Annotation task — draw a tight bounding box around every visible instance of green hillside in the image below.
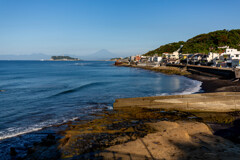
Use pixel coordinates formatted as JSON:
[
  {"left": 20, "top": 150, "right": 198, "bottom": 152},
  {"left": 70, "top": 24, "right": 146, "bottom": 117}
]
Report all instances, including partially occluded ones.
[
  {"left": 144, "top": 29, "right": 240, "bottom": 56},
  {"left": 144, "top": 41, "right": 185, "bottom": 56}
]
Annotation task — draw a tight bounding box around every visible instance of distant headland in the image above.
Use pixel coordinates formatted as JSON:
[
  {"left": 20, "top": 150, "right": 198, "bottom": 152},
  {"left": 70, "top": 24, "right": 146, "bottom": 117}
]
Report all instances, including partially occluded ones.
[{"left": 50, "top": 56, "right": 80, "bottom": 61}]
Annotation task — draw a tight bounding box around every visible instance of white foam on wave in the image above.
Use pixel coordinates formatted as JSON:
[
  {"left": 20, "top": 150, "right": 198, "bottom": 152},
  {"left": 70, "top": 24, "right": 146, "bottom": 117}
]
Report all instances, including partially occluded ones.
[
  {"left": 0, "top": 118, "right": 66, "bottom": 140},
  {"left": 65, "top": 117, "right": 79, "bottom": 122},
  {"left": 0, "top": 79, "right": 201, "bottom": 141},
  {"left": 106, "top": 105, "right": 113, "bottom": 110},
  {"left": 0, "top": 105, "right": 111, "bottom": 140},
  {"left": 0, "top": 127, "right": 42, "bottom": 140},
  {"left": 156, "top": 79, "right": 202, "bottom": 96}
]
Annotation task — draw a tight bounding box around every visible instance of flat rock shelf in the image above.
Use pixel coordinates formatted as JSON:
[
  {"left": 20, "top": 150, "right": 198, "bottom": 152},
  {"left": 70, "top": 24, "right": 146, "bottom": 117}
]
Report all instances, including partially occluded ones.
[{"left": 114, "top": 92, "right": 240, "bottom": 112}]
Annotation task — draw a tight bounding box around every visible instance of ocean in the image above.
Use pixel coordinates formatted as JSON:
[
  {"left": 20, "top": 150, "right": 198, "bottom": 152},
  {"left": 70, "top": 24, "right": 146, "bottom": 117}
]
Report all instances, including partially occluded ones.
[{"left": 0, "top": 61, "right": 201, "bottom": 158}]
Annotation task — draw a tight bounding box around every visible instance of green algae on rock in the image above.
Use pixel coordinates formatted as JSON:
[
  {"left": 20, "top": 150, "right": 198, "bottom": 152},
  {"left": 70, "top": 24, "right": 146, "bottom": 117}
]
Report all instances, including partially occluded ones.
[{"left": 58, "top": 108, "right": 197, "bottom": 159}]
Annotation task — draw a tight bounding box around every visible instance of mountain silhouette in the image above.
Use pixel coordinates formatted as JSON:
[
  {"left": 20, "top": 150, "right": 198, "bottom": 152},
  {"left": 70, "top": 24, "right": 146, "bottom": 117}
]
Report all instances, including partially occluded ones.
[{"left": 80, "top": 49, "right": 117, "bottom": 60}]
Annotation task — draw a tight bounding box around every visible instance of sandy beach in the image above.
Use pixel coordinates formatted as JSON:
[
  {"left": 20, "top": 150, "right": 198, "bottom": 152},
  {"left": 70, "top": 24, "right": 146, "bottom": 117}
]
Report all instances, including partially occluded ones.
[{"left": 186, "top": 70, "right": 240, "bottom": 93}]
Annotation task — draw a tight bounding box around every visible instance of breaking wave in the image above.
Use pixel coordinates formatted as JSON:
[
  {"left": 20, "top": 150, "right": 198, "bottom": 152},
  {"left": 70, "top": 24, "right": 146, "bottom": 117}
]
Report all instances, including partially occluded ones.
[
  {"left": 156, "top": 79, "right": 202, "bottom": 96},
  {"left": 50, "top": 82, "right": 109, "bottom": 97}
]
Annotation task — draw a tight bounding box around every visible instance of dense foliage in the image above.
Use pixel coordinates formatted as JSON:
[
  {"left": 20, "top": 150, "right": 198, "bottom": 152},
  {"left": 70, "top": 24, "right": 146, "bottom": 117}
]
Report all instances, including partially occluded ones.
[
  {"left": 51, "top": 56, "right": 79, "bottom": 60},
  {"left": 144, "top": 41, "right": 184, "bottom": 56},
  {"left": 144, "top": 29, "right": 240, "bottom": 56}
]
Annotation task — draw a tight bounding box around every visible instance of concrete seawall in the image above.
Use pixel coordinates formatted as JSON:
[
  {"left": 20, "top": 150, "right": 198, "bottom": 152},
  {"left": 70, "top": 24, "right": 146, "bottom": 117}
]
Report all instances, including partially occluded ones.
[
  {"left": 168, "top": 64, "right": 235, "bottom": 78},
  {"left": 113, "top": 92, "right": 240, "bottom": 112}
]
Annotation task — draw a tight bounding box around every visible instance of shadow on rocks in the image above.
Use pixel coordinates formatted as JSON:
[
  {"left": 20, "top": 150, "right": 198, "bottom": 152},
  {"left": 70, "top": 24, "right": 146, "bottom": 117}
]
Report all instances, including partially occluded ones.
[
  {"left": 170, "top": 133, "right": 240, "bottom": 160},
  {"left": 214, "top": 118, "right": 240, "bottom": 143}
]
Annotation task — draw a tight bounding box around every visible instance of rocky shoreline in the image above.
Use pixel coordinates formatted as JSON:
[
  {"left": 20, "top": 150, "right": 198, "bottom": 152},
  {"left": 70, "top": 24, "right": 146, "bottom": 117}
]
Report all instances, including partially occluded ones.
[
  {"left": 22, "top": 108, "right": 240, "bottom": 160},
  {"left": 10, "top": 64, "right": 240, "bottom": 159}
]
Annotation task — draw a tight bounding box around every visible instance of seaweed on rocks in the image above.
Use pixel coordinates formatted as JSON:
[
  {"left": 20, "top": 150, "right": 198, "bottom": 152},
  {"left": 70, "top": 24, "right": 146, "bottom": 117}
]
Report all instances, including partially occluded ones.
[{"left": 58, "top": 108, "right": 198, "bottom": 159}]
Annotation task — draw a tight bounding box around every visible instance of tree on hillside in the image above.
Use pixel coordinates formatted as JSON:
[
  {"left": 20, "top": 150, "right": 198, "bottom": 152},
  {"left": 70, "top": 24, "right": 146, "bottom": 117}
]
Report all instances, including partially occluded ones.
[{"left": 144, "top": 29, "right": 240, "bottom": 56}]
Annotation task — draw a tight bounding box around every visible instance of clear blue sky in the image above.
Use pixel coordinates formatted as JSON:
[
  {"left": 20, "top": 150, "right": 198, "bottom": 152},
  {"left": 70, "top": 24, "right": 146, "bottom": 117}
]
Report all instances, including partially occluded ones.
[{"left": 0, "top": 0, "right": 240, "bottom": 56}]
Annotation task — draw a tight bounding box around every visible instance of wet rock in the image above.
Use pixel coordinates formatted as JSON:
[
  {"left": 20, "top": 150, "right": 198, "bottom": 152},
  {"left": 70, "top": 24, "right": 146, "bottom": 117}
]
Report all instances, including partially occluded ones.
[
  {"left": 46, "top": 133, "right": 55, "bottom": 140},
  {"left": 131, "top": 120, "right": 139, "bottom": 124},
  {"left": 25, "top": 145, "right": 60, "bottom": 160},
  {"left": 40, "top": 134, "right": 56, "bottom": 146},
  {"left": 10, "top": 147, "right": 17, "bottom": 156},
  {"left": 58, "top": 108, "right": 204, "bottom": 159},
  {"left": 27, "top": 147, "right": 35, "bottom": 154}
]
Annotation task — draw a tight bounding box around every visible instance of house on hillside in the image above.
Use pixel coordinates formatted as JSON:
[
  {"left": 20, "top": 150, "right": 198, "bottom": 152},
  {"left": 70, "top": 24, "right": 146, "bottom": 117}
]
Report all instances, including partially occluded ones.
[
  {"left": 135, "top": 55, "right": 141, "bottom": 62},
  {"left": 217, "top": 48, "right": 240, "bottom": 68},
  {"left": 171, "top": 45, "right": 183, "bottom": 60},
  {"left": 148, "top": 56, "right": 154, "bottom": 62},
  {"left": 129, "top": 56, "right": 136, "bottom": 62},
  {"left": 207, "top": 52, "right": 220, "bottom": 62},
  {"left": 148, "top": 54, "right": 162, "bottom": 63},
  {"left": 153, "top": 56, "right": 162, "bottom": 62},
  {"left": 129, "top": 55, "right": 142, "bottom": 62},
  {"left": 162, "top": 53, "right": 170, "bottom": 59},
  {"left": 221, "top": 48, "right": 240, "bottom": 60},
  {"left": 140, "top": 56, "right": 148, "bottom": 63},
  {"left": 188, "top": 53, "right": 203, "bottom": 65},
  {"left": 162, "top": 45, "right": 183, "bottom": 64},
  {"left": 162, "top": 51, "right": 180, "bottom": 60}
]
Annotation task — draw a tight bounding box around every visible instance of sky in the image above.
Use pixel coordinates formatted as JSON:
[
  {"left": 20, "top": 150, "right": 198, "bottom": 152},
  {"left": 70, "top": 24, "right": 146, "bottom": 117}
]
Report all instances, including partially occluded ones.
[{"left": 0, "top": 0, "right": 240, "bottom": 57}]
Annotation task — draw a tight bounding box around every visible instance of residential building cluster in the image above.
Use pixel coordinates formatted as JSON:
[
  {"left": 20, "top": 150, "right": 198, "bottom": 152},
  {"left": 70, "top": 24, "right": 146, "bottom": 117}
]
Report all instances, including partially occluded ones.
[{"left": 122, "top": 46, "right": 240, "bottom": 68}]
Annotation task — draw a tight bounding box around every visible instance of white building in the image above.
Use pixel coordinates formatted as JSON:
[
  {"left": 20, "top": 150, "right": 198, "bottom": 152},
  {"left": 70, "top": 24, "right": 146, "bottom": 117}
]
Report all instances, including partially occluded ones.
[
  {"left": 129, "top": 56, "right": 135, "bottom": 62},
  {"left": 148, "top": 57, "right": 154, "bottom": 62},
  {"left": 162, "top": 53, "right": 170, "bottom": 59},
  {"left": 207, "top": 52, "right": 220, "bottom": 62},
  {"left": 171, "top": 49, "right": 181, "bottom": 59},
  {"left": 218, "top": 46, "right": 229, "bottom": 49},
  {"left": 162, "top": 51, "right": 180, "bottom": 60},
  {"left": 148, "top": 56, "right": 162, "bottom": 63},
  {"left": 153, "top": 56, "right": 162, "bottom": 62},
  {"left": 221, "top": 48, "right": 240, "bottom": 60},
  {"left": 162, "top": 45, "right": 183, "bottom": 60}
]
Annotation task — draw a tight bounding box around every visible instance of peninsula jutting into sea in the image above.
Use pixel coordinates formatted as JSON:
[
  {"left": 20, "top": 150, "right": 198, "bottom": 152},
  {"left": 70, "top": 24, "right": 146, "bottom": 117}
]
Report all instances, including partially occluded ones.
[{"left": 1, "top": 0, "right": 240, "bottom": 159}]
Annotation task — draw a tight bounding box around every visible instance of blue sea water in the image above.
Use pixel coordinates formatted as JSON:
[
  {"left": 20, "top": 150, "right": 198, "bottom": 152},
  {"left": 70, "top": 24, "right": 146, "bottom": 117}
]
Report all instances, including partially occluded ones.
[{"left": 0, "top": 61, "right": 201, "bottom": 158}]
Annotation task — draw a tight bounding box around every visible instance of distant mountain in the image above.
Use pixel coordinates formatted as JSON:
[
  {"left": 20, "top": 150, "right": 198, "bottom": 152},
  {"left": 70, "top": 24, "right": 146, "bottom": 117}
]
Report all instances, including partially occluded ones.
[
  {"left": 0, "top": 53, "right": 51, "bottom": 60},
  {"left": 80, "top": 49, "right": 117, "bottom": 60}
]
